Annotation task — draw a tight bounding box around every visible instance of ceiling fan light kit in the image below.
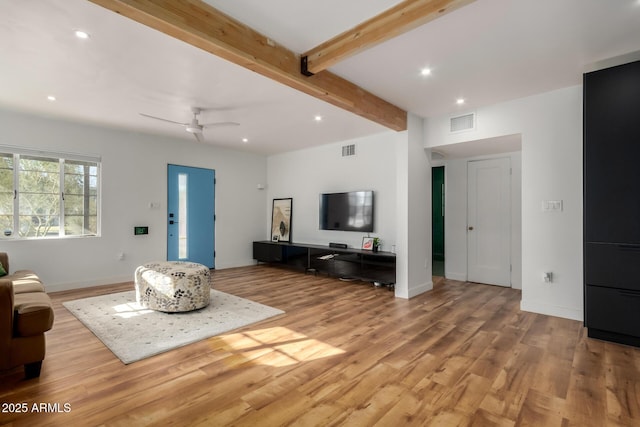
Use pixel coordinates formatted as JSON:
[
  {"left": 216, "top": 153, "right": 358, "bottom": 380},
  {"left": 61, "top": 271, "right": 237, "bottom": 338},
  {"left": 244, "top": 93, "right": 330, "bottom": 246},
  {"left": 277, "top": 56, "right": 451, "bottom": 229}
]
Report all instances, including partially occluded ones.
[{"left": 185, "top": 123, "right": 203, "bottom": 134}]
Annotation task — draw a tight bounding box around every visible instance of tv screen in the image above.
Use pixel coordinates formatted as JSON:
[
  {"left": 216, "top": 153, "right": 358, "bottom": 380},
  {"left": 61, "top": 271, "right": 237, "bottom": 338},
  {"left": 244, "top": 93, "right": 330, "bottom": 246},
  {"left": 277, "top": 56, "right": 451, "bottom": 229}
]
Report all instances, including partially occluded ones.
[{"left": 319, "top": 191, "right": 374, "bottom": 232}]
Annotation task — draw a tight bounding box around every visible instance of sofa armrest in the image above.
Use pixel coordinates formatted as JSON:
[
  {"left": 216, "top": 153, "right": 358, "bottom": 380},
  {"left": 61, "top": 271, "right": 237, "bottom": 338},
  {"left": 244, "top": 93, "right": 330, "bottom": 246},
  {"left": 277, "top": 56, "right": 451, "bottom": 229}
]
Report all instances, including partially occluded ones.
[
  {"left": 0, "top": 278, "right": 14, "bottom": 368},
  {"left": 0, "top": 252, "right": 8, "bottom": 274},
  {"left": 13, "top": 292, "right": 54, "bottom": 336}
]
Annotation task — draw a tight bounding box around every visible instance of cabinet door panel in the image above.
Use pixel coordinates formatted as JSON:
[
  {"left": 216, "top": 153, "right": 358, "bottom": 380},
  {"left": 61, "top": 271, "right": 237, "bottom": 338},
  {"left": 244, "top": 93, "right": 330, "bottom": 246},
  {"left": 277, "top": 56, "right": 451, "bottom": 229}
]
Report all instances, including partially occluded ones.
[{"left": 584, "top": 60, "right": 640, "bottom": 244}]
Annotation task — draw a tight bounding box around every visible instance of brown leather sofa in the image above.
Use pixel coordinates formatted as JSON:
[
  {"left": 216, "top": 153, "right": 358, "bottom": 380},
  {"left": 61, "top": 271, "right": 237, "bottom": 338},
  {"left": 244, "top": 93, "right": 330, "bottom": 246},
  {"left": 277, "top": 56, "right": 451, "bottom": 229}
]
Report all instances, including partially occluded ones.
[{"left": 0, "top": 252, "right": 54, "bottom": 378}]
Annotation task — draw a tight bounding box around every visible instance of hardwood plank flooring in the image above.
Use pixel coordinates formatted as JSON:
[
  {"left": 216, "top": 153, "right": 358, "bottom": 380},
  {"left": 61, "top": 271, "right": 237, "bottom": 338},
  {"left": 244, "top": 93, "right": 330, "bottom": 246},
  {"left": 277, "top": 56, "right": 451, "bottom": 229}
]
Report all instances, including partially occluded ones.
[{"left": 2, "top": 266, "right": 640, "bottom": 426}]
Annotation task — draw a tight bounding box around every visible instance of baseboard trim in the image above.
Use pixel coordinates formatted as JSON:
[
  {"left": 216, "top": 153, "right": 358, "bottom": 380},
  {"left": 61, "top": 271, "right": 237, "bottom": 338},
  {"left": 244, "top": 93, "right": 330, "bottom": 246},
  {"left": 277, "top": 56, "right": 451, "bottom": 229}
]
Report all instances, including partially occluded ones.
[
  {"left": 445, "top": 272, "right": 467, "bottom": 281},
  {"left": 395, "top": 280, "right": 433, "bottom": 299},
  {"left": 47, "top": 275, "right": 132, "bottom": 293},
  {"left": 520, "top": 299, "right": 583, "bottom": 322}
]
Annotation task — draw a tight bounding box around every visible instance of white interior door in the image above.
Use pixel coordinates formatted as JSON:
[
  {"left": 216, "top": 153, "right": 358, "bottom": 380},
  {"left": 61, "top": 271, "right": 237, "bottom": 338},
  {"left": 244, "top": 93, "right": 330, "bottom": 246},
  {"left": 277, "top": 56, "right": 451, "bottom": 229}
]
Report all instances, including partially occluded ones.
[{"left": 467, "top": 158, "right": 511, "bottom": 287}]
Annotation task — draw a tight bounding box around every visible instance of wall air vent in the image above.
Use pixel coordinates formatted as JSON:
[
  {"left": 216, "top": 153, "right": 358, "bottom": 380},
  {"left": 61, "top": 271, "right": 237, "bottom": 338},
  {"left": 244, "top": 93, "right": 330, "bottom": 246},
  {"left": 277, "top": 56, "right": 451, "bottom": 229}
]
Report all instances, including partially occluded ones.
[
  {"left": 342, "top": 144, "right": 356, "bottom": 157},
  {"left": 450, "top": 112, "right": 475, "bottom": 133}
]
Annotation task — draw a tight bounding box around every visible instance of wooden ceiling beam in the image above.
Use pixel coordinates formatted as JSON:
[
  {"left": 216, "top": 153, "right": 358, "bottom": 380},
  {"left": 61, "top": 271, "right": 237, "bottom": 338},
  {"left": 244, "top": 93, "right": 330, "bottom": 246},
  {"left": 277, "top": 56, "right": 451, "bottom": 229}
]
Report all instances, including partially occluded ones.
[
  {"left": 88, "top": 0, "right": 407, "bottom": 131},
  {"left": 302, "top": 0, "right": 476, "bottom": 75}
]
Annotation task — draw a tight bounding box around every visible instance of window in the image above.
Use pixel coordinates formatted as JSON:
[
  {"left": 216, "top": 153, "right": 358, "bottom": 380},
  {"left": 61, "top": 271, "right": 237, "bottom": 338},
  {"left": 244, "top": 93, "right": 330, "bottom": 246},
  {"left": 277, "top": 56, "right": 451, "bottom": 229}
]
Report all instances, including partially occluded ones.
[
  {"left": 18, "top": 155, "right": 60, "bottom": 237},
  {"left": 64, "top": 160, "right": 99, "bottom": 236},
  {"left": 0, "top": 148, "right": 100, "bottom": 239},
  {"left": 0, "top": 153, "right": 13, "bottom": 236}
]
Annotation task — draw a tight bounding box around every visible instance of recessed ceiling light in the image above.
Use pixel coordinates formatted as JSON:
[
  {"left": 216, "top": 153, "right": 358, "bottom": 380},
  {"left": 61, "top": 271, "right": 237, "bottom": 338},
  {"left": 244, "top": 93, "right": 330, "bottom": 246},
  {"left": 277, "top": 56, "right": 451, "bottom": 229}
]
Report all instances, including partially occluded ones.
[
  {"left": 314, "top": 115, "right": 323, "bottom": 122},
  {"left": 420, "top": 68, "right": 432, "bottom": 76},
  {"left": 456, "top": 98, "right": 465, "bottom": 105},
  {"left": 47, "top": 95, "right": 56, "bottom": 101},
  {"left": 74, "top": 30, "right": 90, "bottom": 39},
  {"left": 242, "top": 138, "right": 249, "bottom": 143}
]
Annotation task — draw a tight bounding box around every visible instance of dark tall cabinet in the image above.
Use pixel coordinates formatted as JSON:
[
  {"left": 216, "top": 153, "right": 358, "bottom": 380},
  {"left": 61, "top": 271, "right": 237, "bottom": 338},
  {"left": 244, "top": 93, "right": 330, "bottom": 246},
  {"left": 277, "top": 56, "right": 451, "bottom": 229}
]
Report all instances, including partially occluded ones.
[{"left": 584, "top": 60, "right": 640, "bottom": 347}]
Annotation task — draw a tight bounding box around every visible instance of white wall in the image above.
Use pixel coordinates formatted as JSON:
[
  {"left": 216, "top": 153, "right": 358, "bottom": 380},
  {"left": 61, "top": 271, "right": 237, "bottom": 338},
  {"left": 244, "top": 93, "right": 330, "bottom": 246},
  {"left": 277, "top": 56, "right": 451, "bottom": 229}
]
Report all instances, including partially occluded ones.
[
  {"left": 0, "top": 109, "right": 267, "bottom": 291},
  {"left": 395, "top": 113, "right": 432, "bottom": 298},
  {"left": 435, "top": 151, "right": 522, "bottom": 289},
  {"left": 266, "top": 131, "right": 401, "bottom": 250},
  {"left": 267, "top": 116, "right": 432, "bottom": 300},
  {"left": 425, "top": 86, "right": 583, "bottom": 321}
]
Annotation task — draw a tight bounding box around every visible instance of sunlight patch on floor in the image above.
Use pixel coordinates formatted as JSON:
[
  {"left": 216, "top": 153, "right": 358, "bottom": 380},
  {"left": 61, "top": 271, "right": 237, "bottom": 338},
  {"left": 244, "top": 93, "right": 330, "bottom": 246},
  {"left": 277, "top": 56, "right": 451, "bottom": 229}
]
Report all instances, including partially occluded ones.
[{"left": 216, "top": 326, "right": 345, "bottom": 367}]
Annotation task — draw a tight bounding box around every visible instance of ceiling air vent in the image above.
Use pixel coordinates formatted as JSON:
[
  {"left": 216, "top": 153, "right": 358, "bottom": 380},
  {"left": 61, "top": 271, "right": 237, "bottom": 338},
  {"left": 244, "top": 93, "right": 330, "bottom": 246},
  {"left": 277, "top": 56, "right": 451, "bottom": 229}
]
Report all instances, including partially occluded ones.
[
  {"left": 450, "top": 112, "right": 475, "bottom": 133},
  {"left": 342, "top": 144, "right": 356, "bottom": 157}
]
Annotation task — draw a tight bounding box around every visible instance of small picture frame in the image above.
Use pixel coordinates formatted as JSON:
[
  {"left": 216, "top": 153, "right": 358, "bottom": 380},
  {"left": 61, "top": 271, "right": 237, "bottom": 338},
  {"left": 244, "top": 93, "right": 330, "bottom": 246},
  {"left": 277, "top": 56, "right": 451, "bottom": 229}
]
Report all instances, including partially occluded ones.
[{"left": 361, "top": 237, "right": 374, "bottom": 251}]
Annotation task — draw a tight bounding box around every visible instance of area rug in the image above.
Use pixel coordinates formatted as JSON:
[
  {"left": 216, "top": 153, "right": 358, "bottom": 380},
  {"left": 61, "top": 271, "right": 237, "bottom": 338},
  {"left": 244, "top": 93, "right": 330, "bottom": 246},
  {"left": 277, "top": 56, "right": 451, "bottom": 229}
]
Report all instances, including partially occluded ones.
[{"left": 63, "top": 290, "right": 284, "bottom": 364}]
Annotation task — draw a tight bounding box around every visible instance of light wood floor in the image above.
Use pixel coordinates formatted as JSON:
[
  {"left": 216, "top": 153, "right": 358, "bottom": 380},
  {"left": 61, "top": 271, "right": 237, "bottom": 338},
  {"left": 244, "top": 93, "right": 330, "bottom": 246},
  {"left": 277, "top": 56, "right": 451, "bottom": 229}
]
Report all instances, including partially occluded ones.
[{"left": 2, "top": 265, "right": 640, "bottom": 426}]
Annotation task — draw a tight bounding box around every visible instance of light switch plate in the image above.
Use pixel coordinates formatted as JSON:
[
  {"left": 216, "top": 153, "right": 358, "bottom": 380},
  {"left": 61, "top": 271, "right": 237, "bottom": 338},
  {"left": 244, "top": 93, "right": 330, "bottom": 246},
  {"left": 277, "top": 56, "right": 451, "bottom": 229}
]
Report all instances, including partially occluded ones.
[{"left": 542, "top": 200, "right": 563, "bottom": 212}]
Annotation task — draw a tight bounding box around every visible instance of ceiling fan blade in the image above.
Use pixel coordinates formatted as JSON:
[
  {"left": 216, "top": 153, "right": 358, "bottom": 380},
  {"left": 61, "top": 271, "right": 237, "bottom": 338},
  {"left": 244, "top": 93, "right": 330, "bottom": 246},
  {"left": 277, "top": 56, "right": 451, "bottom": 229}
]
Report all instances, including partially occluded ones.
[
  {"left": 193, "top": 132, "right": 205, "bottom": 143},
  {"left": 140, "top": 113, "right": 187, "bottom": 126},
  {"left": 201, "top": 121, "right": 240, "bottom": 128}
]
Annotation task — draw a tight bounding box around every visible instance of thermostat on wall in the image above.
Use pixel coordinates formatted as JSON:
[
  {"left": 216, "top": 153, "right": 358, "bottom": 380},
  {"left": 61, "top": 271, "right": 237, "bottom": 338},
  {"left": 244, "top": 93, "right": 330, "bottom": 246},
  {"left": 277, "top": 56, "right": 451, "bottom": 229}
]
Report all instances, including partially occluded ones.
[{"left": 134, "top": 226, "right": 149, "bottom": 235}]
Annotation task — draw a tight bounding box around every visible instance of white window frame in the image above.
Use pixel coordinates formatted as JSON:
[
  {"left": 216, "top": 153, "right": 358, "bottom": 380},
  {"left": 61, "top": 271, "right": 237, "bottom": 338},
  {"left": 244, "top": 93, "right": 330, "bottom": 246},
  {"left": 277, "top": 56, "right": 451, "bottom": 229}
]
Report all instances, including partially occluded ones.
[{"left": 0, "top": 145, "right": 101, "bottom": 240}]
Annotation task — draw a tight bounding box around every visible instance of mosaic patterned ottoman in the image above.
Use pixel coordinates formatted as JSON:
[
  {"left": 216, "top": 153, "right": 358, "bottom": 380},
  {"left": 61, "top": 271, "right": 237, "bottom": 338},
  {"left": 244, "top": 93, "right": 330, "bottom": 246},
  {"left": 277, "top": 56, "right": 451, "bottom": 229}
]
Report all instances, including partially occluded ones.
[{"left": 135, "top": 261, "right": 211, "bottom": 312}]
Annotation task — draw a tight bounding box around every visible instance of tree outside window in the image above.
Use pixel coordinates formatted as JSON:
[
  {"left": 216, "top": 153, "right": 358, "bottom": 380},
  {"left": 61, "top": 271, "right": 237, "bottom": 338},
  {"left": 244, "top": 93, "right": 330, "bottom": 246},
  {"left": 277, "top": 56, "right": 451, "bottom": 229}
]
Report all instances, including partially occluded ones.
[
  {"left": 64, "top": 160, "right": 98, "bottom": 236},
  {"left": 18, "top": 156, "right": 60, "bottom": 237}
]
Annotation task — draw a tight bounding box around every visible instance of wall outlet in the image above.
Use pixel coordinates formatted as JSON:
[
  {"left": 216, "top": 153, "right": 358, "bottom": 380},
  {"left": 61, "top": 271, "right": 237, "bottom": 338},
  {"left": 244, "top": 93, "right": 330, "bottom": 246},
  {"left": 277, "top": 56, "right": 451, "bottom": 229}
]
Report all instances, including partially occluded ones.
[{"left": 117, "top": 252, "right": 125, "bottom": 260}]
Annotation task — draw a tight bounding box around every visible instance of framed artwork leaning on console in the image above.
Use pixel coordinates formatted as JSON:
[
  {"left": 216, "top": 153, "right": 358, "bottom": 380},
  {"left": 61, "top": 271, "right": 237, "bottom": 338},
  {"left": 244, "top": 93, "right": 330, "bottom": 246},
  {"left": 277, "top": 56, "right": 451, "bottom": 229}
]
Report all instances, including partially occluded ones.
[{"left": 271, "top": 198, "right": 292, "bottom": 243}]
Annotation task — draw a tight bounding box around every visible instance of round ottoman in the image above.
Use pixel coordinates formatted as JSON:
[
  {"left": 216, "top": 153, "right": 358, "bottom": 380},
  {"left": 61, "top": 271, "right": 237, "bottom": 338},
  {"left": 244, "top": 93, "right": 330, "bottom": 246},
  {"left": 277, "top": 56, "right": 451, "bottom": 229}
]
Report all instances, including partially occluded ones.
[{"left": 135, "top": 261, "right": 210, "bottom": 312}]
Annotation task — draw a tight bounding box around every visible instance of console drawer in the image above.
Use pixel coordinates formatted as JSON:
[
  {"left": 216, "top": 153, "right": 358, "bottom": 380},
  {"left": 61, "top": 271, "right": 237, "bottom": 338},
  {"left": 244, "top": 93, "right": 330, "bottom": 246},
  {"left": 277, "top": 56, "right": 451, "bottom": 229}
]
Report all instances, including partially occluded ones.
[
  {"left": 585, "top": 243, "right": 640, "bottom": 291},
  {"left": 586, "top": 285, "right": 640, "bottom": 338},
  {"left": 253, "top": 241, "right": 283, "bottom": 262}
]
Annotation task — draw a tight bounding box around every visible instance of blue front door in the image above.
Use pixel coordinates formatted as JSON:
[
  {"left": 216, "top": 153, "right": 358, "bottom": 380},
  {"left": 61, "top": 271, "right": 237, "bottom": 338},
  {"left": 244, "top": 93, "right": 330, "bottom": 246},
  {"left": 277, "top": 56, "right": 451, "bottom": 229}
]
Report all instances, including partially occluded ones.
[{"left": 167, "top": 164, "right": 215, "bottom": 268}]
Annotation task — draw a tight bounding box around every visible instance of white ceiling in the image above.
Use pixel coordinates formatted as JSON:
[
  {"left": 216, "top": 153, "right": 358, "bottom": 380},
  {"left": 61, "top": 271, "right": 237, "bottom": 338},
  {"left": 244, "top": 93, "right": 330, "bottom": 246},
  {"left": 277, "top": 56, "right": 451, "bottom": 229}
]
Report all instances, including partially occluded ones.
[{"left": 1, "top": 0, "right": 639, "bottom": 155}]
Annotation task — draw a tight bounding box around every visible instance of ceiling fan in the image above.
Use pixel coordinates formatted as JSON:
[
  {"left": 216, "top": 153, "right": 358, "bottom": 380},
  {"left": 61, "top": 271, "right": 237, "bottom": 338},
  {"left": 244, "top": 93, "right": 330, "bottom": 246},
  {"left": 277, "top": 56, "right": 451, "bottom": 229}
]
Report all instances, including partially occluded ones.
[{"left": 140, "top": 107, "right": 239, "bottom": 143}]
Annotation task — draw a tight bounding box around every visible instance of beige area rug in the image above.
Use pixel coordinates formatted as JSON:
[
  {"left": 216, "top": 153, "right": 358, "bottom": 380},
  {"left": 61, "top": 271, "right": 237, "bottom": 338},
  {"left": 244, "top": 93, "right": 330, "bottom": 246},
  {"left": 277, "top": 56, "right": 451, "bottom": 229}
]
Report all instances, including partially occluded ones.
[{"left": 63, "top": 290, "right": 284, "bottom": 364}]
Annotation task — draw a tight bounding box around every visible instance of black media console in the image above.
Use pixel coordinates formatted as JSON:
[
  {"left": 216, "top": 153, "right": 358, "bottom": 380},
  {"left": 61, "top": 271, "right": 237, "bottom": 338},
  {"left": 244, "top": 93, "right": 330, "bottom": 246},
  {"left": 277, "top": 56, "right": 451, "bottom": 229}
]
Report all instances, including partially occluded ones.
[{"left": 253, "top": 241, "right": 396, "bottom": 286}]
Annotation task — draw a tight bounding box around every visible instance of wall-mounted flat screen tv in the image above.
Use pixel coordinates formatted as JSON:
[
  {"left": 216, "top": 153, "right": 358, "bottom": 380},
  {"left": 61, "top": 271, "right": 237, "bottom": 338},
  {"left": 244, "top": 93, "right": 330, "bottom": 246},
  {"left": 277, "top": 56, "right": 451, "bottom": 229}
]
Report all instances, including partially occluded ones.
[{"left": 319, "top": 190, "right": 374, "bottom": 232}]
